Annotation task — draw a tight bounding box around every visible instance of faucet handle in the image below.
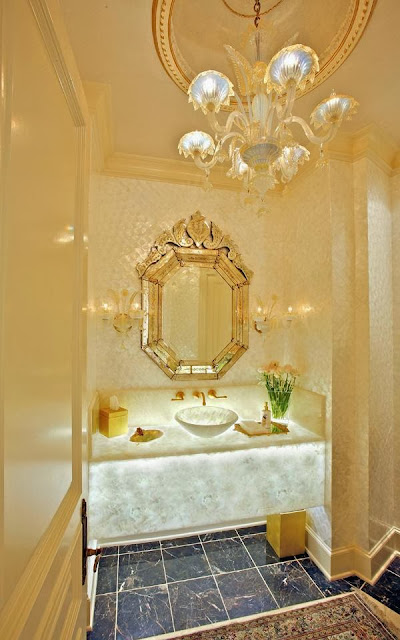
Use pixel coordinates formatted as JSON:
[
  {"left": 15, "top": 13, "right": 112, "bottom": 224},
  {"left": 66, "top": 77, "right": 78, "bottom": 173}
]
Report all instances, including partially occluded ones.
[
  {"left": 208, "top": 389, "right": 228, "bottom": 399},
  {"left": 171, "top": 391, "right": 185, "bottom": 401}
]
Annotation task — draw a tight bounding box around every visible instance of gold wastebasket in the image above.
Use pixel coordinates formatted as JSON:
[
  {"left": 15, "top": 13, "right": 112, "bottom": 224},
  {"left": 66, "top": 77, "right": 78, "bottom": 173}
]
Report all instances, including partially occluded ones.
[
  {"left": 267, "top": 509, "right": 306, "bottom": 558},
  {"left": 99, "top": 407, "right": 128, "bottom": 438}
]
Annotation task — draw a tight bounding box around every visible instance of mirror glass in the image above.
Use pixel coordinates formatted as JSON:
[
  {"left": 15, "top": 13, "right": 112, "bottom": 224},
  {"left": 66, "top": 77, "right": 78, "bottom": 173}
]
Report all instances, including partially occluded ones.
[{"left": 163, "top": 266, "right": 232, "bottom": 362}]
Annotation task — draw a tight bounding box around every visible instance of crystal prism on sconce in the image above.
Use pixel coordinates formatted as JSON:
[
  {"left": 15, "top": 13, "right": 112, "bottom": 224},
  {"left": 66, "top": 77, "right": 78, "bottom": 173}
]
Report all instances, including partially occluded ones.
[
  {"left": 178, "top": 12, "right": 358, "bottom": 201},
  {"left": 100, "top": 289, "right": 145, "bottom": 336}
]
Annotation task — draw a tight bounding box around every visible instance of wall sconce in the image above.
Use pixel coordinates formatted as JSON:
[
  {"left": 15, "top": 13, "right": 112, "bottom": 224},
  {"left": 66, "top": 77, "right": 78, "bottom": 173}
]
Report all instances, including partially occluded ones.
[
  {"left": 253, "top": 297, "right": 313, "bottom": 333},
  {"left": 281, "top": 305, "right": 297, "bottom": 329},
  {"left": 100, "top": 288, "right": 145, "bottom": 336},
  {"left": 253, "top": 295, "right": 280, "bottom": 334}
]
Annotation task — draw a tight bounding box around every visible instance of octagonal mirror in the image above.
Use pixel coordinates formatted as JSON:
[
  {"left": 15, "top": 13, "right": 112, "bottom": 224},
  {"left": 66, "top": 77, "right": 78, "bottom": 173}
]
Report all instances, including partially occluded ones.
[{"left": 137, "top": 212, "right": 252, "bottom": 380}]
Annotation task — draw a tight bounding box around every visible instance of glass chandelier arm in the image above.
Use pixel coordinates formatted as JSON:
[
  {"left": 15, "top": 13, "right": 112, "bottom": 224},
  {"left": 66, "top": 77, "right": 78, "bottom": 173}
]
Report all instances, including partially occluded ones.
[
  {"left": 284, "top": 116, "right": 340, "bottom": 145},
  {"left": 280, "top": 84, "right": 297, "bottom": 121},
  {"left": 219, "top": 131, "right": 246, "bottom": 148},
  {"left": 207, "top": 108, "right": 247, "bottom": 135},
  {"left": 193, "top": 153, "right": 220, "bottom": 171},
  {"left": 265, "top": 92, "right": 278, "bottom": 135}
]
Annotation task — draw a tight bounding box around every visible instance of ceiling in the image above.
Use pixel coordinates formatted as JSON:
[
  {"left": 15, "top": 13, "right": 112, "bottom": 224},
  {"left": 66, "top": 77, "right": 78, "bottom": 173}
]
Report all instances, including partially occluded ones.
[{"left": 60, "top": 0, "right": 400, "bottom": 160}]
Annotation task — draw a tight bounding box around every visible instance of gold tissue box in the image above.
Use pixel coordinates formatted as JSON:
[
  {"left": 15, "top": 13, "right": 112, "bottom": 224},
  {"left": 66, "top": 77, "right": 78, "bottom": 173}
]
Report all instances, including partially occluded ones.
[
  {"left": 99, "top": 407, "right": 128, "bottom": 438},
  {"left": 267, "top": 509, "right": 306, "bottom": 558}
]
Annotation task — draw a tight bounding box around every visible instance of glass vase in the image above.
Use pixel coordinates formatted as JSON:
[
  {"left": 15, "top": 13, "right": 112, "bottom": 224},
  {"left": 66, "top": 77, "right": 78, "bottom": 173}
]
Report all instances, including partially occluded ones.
[{"left": 267, "top": 390, "right": 292, "bottom": 420}]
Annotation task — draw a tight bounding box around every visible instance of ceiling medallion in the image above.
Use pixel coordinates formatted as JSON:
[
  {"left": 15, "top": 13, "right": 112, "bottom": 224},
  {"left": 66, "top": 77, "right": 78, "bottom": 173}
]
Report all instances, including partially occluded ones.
[{"left": 152, "top": 0, "right": 376, "bottom": 100}]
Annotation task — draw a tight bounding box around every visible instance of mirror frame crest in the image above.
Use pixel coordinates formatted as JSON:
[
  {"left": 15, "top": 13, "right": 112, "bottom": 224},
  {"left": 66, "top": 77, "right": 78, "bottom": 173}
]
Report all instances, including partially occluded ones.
[{"left": 137, "top": 211, "right": 252, "bottom": 380}]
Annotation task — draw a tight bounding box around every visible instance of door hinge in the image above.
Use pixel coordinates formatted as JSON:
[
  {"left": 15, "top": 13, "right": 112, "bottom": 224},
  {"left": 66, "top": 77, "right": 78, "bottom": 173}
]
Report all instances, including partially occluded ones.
[{"left": 81, "top": 498, "right": 103, "bottom": 585}]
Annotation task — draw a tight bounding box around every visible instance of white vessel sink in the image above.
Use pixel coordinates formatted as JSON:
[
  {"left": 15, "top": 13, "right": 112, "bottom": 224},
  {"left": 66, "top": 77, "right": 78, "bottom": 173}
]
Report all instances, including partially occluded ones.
[{"left": 175, "top": 406, "right": 238, "bottom": 438}]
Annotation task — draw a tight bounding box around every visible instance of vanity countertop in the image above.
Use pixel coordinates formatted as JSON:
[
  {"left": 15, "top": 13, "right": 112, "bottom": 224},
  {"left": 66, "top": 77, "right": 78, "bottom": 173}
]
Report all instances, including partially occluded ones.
[{"left": 90, "top": 419, "right": 323, "bottom": 462}]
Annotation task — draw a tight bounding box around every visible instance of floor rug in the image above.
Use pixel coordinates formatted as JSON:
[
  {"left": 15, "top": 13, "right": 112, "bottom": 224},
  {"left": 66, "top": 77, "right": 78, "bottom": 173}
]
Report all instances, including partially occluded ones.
[{"left": 179, "top": 593, "right": 398, "bottom": 639}]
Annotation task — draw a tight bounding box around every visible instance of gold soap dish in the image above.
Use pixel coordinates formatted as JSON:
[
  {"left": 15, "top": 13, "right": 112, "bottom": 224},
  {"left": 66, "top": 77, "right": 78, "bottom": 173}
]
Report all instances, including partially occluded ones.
[{"left": 130, "top": 427, "right": 164, "bottom": 443}]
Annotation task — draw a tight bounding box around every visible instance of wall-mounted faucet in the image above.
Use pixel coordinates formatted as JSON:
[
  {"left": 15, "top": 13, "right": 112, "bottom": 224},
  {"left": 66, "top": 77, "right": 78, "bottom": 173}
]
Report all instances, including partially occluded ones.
[
  {"left": 193, "top": 391, "right": 206, "bottom": 406},
  {"left": 171, "top": 391, "right": 185, "bottom": 401},
  {"left": 208, "top": 389, "right": 227, "bottom": 399}
]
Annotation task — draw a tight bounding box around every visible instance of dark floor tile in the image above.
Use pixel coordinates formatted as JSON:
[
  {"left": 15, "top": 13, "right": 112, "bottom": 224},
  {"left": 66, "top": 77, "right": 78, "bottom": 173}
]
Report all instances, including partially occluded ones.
[
  {"left": 116, "top": 585, "right": 173, "bottom": 640},
  {"left": 363, "top": 569, "right": 400, "bottom": 614},
  {"left": 90, "top": 593, "right": 116, "bottom": 640},
  {"left": 169, "top": 576, "right": 227, "bottom": 631},
  {"left": 216, "top": 568, "right": 277, "bottom": 619},
  {"left": 300, "top": 558, "right": 354, "bottom": 597},
  {"left": 242, "top": 534, "right": 283, "bottom": 566},
  {"left": 119, "top": 540, "right": 160, "bottom": 554},
  {"left": 118, "top": 549, "right": 165, "bottom": 591},
  {"left": 295, "top": 552, "right": 309, "bottom": 559},
  {"left": 161, "top": 535, "right": 200, "bottom": 548},
  {"left": 203, "top": 537, "right": 254, "bottom": 574},
  {"left": 101, "top": 545, "right": 119, "bottom": 557},
  {"left": 259, "top": 561, "right": 323, "bottom": 608},
  {"left": 163, "top": 543, "right": 211, "bottom": 582},
  {"left": 388, "top": 555, "right": 400, "bottom": 577},
  {"left": 97, "top": 556, "right": 118, "bottom": 595},
  {"left": 343, "top": 575, "right": 365, "bottom": 589},
  {"left": 237, "top": 524, "right": 266, "bottom": 537},
  {"left": 200, "top": 529, "right": 238, "bottom": 542}
]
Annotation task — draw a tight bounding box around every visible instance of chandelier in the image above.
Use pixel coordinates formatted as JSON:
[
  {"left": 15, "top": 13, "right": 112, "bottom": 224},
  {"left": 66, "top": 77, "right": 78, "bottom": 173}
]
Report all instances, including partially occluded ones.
[{"left": 178, "top": 1, "right": 358, "bottom": 198}]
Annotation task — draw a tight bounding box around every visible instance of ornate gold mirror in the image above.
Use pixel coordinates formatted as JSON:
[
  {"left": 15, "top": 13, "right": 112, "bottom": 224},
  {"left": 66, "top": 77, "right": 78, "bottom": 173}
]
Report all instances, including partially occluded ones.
[{"left": 137, "top": 212, "right": 252, "bottom": 380}]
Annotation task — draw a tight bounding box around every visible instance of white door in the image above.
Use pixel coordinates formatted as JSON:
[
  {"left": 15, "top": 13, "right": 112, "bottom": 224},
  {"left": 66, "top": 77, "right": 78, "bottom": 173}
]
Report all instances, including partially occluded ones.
[{"left": 0, "top": 0, "right": 89, "bottom": 638}]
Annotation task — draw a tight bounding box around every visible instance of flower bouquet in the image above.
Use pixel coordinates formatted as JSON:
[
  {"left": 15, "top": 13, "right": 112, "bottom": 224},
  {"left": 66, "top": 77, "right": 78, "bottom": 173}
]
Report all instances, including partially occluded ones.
[{"left": 258, "top": 361, "right": 299, "bottom": 420}]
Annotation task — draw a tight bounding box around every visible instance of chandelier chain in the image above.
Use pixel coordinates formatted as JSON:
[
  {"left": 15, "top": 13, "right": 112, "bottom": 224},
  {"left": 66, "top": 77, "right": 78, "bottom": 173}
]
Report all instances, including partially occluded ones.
[
  {"left": 221, "top": 0, "right": 285, "bottom": 20},
  {"left": 254, "top": 0, "right": 261, "bottom": 28}
]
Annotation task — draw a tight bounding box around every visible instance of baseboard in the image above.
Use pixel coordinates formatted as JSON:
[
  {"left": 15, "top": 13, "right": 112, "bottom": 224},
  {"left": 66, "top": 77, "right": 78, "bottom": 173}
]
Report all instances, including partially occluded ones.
[{"left": 306, "top": 525, "right": 400, "bottom": 583}]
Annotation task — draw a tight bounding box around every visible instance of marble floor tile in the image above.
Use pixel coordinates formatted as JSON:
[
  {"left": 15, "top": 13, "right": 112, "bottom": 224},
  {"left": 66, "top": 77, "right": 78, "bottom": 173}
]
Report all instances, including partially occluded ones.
[
  {"left": 300, "top": 558, "right": 354, "bottom": 597},
  {"left": 119, "top": 541, "right": 160, "bottom": 554},
  {"left": 97, "top": 556, "right": 118, "bottom": 595},
  {"left": 343, "top": 575, "right": 365, "bottom": 589},
  {"left": 169, "top": 576, "right": 228, "bottom": 631},
  {"left": 163, "top": 543, "right": 211, "bottom": 582},
  {"left": 118, "top": 550, "right": 165, "bottom": 592},
  {"left": 363, "top": 569, "right": 400, "bottom": 614},
  {"left": 203, "top": 537, "right": 254, "bottom": 574},
  {"left": 199, "top": 529, "right": 238, "bottom": 542},
  {"left": 161, "top": 535, "right": 200, "bottom": 548},
  {"left": 388, "top": 555, "right": 400, "bottom": 577},
  {"left": 90, "top": 593, "right": 116, "bottom": 640},
  {"left": 216, "top": 568, "right": 277, "bottom": 619},
  {"left": 241, "top": 534, "right": 282, "bottom": 566},
  {"left": 237, "top": 524, "right": 266, "bottom": 537},
  {"left": 116, "top": 585, "right": 173, "bottom": 640},
  {"left": 259, "top": 561, "right": 323, "bottom": 608},
  {"left": 101, "top": 545, "right": 119, "bottom": 557}
]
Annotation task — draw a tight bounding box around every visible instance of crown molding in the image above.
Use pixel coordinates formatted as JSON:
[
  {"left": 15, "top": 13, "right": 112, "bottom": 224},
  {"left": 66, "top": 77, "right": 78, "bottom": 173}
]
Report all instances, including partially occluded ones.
[
  {"left": 326, "top": 123, "right": 399, "bottom": 176},
  {"left": 84, "top": 82, "right": 400, "bottom": 190},
  {"left": 84, "top": 81, "right": 114, "bottom": 172}
]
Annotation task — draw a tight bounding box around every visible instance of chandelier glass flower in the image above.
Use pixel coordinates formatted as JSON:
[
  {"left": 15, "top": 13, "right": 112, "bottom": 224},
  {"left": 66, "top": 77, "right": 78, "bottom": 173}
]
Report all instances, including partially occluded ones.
[{"left": 178, "top": 3, "right": 358, "bottom": 199}]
